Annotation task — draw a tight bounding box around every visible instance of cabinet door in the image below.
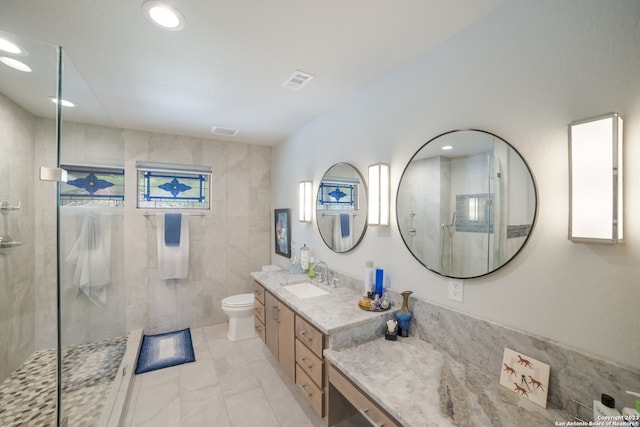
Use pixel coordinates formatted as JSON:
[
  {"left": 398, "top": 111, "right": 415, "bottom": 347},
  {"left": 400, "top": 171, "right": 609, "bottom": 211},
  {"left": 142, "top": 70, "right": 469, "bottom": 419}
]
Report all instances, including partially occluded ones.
[
  {"left": 265, "top": 291, "right": 279, "bottom": 359},
  {"left": 277, "top": 303, "right": 295, "bottom": 381}
]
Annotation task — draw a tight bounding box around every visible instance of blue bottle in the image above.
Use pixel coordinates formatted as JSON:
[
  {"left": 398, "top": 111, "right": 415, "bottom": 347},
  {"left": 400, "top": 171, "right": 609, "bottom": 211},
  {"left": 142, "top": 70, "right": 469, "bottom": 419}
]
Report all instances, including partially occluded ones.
[{"left": 375, "top": 268, "right": 384, "bottom": 297}]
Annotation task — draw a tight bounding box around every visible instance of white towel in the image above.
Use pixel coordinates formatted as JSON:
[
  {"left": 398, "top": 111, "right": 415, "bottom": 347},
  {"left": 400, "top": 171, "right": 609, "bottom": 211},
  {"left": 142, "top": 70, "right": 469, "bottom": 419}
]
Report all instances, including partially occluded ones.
[
  {"left": 65, "top": 212, "right": 111, "bottom": 308},
  {"left": 157, "top": 213, "right": 190, "bottom": 280},
  {"left": 333, "top": 214, "right": 353, "bottom": 252}
]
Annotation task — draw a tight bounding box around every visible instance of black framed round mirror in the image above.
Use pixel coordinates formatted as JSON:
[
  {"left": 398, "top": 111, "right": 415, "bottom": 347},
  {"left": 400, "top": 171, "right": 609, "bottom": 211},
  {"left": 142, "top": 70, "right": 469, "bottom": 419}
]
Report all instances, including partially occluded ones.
[
  {"left": 396, "top": 130, "right": 537, "bottom": 278},
  {"left": 316, "top": 162, "right": 368, "bottom": 253}
]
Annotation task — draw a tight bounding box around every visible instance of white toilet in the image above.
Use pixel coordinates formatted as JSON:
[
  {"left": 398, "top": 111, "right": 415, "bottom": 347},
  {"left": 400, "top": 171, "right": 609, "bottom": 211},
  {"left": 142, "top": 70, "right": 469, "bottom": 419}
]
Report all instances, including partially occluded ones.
[{"left": 221, "top": 293, "right": 255, "bottom": 341}]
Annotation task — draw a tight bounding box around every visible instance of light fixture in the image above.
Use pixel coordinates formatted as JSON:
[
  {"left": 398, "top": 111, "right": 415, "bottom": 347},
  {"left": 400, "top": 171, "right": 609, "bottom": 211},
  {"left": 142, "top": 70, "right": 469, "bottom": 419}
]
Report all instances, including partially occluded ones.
[
  {"left": 569, "top": 112, "right": 623, "bottom": 243},
  {"left": 299, "top": 181, "right": 312, "bottom": 223},
  {"left": 0, "top": 57, "right": 31, "bottom": 72},
  {"left": 0, "top": 38, "right": 22, "bottom": 54},
  {"left": 368, "top": 163, "right": 390, "bottom": 226},
  {"left": 142, "top": 1, "right": 185, "bottom": 31},
  {"left": 50, "top": 97, "right": 75, "bottom": 107}
]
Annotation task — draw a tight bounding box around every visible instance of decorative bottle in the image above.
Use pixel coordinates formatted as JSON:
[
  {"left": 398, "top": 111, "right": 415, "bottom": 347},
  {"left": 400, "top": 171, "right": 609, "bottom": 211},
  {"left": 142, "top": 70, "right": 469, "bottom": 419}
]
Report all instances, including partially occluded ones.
[{"left": 395, "top": 291, "right": 413, "bottom": 337}]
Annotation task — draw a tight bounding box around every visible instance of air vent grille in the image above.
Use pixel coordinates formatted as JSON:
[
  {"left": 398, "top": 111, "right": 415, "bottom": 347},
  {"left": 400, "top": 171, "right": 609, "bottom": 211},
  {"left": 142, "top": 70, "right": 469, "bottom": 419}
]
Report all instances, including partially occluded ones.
[
  {"left": 282, "top": 70, "right": 315, "bottom": 90},
  {"left": 211, "top": 125, "right": 239, "bottom": 136}
]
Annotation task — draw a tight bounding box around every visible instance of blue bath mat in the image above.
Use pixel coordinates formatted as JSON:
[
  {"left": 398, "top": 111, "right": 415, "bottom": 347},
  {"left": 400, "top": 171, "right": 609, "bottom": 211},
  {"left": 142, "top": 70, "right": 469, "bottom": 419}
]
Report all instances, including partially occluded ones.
[{"left": 135, "top": 328, "right": 195, "bottom": 374}]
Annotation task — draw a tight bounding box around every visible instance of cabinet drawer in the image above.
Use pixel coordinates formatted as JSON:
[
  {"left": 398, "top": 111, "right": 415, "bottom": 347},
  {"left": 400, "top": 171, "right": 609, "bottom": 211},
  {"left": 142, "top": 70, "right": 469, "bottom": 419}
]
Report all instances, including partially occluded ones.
[
  {"left": 253, "top": 298, "right": 265, "bottom": 324},
  {"left": 296, "top": 364, "right": 324, "bottom": 418},
  {"left": 295, "top": 315, "right": 324, "bottom": 358},
  {"left": 254, "top": 318, "right": 265, "bottom": 342},
  {"left": 253, "top": 281, "right": 265, "bottom": 304},
  {"left": 295, "top": 339, "right": 323, "bottom": 388},
  {"left": 328, "top": 363, "right": 398, "bottom": 427}
]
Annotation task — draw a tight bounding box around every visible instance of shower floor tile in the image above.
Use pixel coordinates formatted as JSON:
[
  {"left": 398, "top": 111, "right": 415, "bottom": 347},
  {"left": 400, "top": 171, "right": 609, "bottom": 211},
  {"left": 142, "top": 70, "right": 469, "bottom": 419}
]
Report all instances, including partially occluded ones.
[{"left": 0, "top": 336, "right": 126, "bottom": 427}]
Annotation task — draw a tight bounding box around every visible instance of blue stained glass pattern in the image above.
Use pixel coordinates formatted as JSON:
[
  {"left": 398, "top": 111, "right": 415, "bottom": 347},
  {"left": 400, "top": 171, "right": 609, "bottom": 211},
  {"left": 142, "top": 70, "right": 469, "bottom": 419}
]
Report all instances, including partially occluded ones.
[
  {"left": 328, "top": 187, "right": 347, "bottom": 202},
  {"left": 158, "top": 178, "right": 192, "bottom": 197},
  {"left": 67, "top": 173, "right": 114, "bottom": 195},
  {"left": 137, "top": 168, "right": 210, "bottom": 210},
  {"left": 60, "top": 165, "right": 125, "bottom": 207},
  {"left": 317, "top": 182, "right": 357, "bottom": 210}
]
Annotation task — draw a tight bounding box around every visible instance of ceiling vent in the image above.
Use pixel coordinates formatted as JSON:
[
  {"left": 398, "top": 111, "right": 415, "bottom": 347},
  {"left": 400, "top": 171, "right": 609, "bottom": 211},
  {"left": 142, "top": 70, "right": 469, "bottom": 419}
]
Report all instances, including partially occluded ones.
[
  {"left": 211, "top": 125, "right": 239, "bottom": 136},
  {"left": 282, "top": 70, "right": 315, "bottom": 90}
]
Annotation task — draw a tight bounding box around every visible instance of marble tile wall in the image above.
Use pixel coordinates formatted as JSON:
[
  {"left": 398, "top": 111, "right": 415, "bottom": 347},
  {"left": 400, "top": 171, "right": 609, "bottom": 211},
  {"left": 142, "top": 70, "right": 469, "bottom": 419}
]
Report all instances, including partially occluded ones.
[
  {"left": 123, "top": 130, "right": 271, "bottom": 334},
  {"left": 0, "top": 94, "right": 37, "bottom": 381},
  {"left": 332, "top": 271, "right": 640, "bottom": 414},
  {"left": 409, "top": 296, "right": 640, "bottom": 413}
]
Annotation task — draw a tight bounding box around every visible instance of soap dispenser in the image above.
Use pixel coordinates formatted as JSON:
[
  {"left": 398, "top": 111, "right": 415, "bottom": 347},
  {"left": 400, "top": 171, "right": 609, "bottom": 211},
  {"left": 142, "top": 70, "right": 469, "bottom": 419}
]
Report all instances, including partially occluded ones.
[{"left": 593, "top": 393, "right": 621, "bottom": 422}]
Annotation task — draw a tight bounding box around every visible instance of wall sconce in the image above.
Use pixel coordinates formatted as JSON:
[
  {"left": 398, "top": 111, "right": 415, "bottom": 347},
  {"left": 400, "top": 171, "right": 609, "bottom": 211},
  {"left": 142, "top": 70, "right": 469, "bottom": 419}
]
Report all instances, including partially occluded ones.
[
  {"left": 299, "top": 181, "right": 312, "bottom": 222},
  {"left": 569, "top": 113, "right": 623, "bottom": 243},
  {"left": 368, "top": 163, "right": 390, "bottom": 226}
]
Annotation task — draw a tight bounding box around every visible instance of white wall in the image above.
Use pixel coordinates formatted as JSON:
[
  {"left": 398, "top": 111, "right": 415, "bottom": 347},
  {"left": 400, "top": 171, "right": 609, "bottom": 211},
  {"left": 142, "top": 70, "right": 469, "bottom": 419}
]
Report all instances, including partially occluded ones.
[{"left": 271, "top": 0, "right": 640, "bottom": 369}]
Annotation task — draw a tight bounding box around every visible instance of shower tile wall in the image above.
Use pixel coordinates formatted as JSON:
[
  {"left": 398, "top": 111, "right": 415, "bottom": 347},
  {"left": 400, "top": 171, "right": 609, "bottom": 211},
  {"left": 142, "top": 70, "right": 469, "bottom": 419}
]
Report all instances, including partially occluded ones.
[
  {"left": 123, "top": 130, "right": 271, "bottom": 334},
  {"left": 0, "top": 94, "right": 37, "bottom": 380}
]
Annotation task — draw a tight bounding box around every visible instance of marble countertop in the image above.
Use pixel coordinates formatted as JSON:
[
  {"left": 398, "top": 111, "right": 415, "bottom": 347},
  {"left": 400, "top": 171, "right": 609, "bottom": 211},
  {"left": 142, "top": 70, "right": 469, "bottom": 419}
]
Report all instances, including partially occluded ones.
[
  {"left": 250, "top": 269, "right": 395, "bottom": 336},
  {"left": 324, "top": 337, "right": 567, "bottom": 427}
]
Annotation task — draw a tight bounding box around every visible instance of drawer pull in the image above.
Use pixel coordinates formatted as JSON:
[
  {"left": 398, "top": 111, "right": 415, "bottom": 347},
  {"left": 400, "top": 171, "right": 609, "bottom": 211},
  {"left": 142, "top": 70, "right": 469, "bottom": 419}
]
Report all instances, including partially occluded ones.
[
  {"left": 298, "top": 330, "right": 312, "bottom": 342},
  {"left": 297, "top": 357, "right": 313, "bottom": 369},
  {"left": 359, "top": 408, "right": 384, "bottom": 427},
  {"left": 299, "top": 383, "right": 313, "bottom": 397}
]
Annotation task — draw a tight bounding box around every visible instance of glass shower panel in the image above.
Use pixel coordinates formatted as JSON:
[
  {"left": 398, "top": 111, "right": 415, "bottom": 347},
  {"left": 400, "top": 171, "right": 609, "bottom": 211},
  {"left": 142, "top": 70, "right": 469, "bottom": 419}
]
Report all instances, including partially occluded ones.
[
  {"left": 58, "top": 52, "right": 126, "bottom": 425},
  {"left": 0, "top": 31, "right": 61, "bottom": 426}
]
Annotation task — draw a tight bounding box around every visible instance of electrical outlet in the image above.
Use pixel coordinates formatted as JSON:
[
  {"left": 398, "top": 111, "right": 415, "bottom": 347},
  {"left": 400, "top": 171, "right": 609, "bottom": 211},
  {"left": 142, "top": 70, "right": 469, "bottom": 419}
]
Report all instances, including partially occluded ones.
[{"left": 448, "top": 279, "right": 464, "bottom": 302}]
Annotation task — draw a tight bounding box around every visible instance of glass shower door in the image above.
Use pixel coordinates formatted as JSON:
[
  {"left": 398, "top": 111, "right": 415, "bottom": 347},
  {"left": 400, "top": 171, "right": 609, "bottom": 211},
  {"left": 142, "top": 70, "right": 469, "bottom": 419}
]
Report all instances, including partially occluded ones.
[{"left": 0, "top": 31, "right": 62, "bottom": 426}]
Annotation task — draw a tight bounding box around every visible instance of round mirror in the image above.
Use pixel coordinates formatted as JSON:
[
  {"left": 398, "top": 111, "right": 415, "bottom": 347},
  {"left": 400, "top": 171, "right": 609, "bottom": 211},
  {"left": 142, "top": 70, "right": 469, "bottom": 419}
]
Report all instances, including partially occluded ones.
[
  {"left": 316, "top": 163, "right": 368, "bottom": 253},
  {"left": 397, "top": 130, "right": 537, "bottom": 279}
]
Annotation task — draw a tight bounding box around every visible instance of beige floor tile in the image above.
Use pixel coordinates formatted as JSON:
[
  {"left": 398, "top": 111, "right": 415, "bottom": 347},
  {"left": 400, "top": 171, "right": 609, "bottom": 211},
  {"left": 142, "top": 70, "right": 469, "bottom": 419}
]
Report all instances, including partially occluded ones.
[
  {"left": 125, "top": 325, "right": 325, "bottom": 427},
  {"left": 224, "top": 386, "right": 280, "bottom": 427},
  {"left": 181, "top": 384, "right": 231, "bottom": 427}
]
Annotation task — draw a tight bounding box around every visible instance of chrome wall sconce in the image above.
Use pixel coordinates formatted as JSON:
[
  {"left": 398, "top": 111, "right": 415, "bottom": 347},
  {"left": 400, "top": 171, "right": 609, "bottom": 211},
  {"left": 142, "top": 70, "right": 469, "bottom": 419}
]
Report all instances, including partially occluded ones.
[
  {"left": 368, "top": 163, "right": 390, "bottom": 226},
  {"left": 569, "top": 113, "right": 623, "bottom": 243},
  {"left": 299, "top": 180, "right": 312, "bottom": 222}
]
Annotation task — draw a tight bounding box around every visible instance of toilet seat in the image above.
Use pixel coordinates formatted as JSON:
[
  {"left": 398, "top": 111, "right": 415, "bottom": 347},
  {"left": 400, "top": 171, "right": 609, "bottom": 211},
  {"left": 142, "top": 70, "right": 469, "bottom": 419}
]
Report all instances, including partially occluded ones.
[{"left": 222, "top": 293, "right": 254, "bottom": 308}]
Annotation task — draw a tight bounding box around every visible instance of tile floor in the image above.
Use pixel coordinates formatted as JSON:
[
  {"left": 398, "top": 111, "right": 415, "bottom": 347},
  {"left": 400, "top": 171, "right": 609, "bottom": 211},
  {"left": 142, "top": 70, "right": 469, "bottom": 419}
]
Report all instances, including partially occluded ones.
[{"left": 122, "top": 324, "right": 325, "bottom": 427}]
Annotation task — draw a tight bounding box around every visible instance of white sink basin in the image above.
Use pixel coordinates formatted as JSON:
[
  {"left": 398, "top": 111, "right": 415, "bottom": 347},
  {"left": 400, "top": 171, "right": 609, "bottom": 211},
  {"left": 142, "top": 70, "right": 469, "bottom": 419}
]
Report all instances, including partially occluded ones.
[{"left": 284, "top": 282, "right": 329, "bottom": 299}]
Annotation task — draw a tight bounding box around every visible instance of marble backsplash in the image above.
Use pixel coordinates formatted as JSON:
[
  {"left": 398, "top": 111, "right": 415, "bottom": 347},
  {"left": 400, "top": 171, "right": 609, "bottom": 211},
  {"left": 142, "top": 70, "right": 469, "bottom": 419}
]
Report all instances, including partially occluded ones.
[{"left": 332, "top": 270, "right": 640, "bottom": 415}]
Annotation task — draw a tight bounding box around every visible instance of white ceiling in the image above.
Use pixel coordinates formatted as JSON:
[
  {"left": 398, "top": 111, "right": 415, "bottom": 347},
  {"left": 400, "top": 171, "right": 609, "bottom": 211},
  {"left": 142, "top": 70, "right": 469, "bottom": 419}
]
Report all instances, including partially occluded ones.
[{"left": 0, "top": 0, "right": 506, "bottom": 145}]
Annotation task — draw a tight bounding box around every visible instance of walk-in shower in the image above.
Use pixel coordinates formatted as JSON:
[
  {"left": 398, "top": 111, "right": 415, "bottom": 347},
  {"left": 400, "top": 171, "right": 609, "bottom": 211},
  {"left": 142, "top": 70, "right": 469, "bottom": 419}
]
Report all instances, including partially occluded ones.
[{"left": 0, "top": 31, "right": 129, "bottom": 425}]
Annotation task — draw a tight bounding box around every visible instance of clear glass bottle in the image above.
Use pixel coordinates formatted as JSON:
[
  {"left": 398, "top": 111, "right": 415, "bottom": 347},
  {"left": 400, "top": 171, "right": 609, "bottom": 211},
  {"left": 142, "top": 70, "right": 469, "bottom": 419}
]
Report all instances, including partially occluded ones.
[{"left": 300, "top": 244, "right": 310, "bottom": 273}]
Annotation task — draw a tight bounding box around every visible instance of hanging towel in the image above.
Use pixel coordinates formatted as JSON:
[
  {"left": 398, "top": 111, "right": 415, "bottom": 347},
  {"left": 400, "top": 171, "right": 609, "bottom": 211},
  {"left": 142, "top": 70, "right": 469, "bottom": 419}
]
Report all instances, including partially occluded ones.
[
  {"left": 65, "top": 212, "right": 112, "bottom": 308},
  {"left": 333, "top": 214, "right": 353, "bottom": 252},
  {"left": 157, "top": 213, "right": 190, "bottom": 280},
  {"left": 164, "top": 213, "right": 182, "bottom": 246},
  {"left": 339, "top": 213, "right": 350, "bottom": 237}
]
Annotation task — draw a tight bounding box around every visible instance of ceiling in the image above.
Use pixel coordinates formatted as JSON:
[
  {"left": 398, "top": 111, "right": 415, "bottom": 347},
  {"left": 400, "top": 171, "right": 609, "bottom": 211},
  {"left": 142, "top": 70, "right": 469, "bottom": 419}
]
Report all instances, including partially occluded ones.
[{"left": 0, "top": 0, "right": 506, "bottom": 146}]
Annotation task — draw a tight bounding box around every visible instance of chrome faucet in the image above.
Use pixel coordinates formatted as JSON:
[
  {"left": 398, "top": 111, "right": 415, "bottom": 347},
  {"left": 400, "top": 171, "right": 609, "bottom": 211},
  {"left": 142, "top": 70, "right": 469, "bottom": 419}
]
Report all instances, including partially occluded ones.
[{"left": 314, "top": 261, "right": 328, "bottom": 284}]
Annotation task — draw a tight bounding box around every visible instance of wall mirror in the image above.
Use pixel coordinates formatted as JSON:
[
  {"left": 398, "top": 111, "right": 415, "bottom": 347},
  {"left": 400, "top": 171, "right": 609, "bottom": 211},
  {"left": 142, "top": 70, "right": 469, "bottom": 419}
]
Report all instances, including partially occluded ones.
[
  {"left": 316, "top": 162, "right": 368, "bottom": 253},
  {"left": 396, "top": 130, "right": 537, "bottom": 278}
]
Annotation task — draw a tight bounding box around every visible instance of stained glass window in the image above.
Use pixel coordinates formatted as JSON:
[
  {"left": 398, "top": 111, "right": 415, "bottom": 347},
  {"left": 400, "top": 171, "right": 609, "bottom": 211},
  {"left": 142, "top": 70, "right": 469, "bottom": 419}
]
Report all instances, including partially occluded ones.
[
  {"left": 136, "top": 161, "right": 211, "bottom": 210},
  {"left": 60, "top": 165, "right": 125, "bottom": 207},
  {"left": 316, "top": 181, "right": 358, "bottom": 211}
]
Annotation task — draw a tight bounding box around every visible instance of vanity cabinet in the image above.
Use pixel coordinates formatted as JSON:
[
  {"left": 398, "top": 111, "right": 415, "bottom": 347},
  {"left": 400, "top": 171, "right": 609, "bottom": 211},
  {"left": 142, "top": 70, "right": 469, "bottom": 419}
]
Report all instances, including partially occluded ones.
[
  {"left": 295, "top": 314, "right": 327, "bottom": 419},
  {"left": 256, "top": 281, "right": 295, "bottom": 381},
  {"left": 253, "top": 281, "right": 266, "bottom": 342},
  {"left": 328, "top": 362, "right": 399, "bottom": 427}
]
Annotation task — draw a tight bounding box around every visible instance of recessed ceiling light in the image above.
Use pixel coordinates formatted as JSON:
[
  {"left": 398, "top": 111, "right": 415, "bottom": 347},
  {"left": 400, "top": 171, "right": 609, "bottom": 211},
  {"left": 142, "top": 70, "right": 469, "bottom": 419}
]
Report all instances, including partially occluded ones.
[
  {"left": 441, "top": 145, "right": 453, "bottom": 151},
  {"left": 142, "top": 1, "right": 185, "bottom": 31},
  {"left": 0, "top": 38, "right": 22, "bottom": 54},
  {"left": 50, "top": 97, "right": 75, "bottom": 107},
  {"left": 0, "top": 56, "right": 31, "bottom": 72}
]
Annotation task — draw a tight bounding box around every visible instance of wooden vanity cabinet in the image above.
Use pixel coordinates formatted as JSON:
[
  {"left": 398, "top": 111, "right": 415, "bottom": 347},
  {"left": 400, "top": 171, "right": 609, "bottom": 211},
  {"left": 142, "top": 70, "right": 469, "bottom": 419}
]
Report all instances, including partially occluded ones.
[
  {"left": 253, "top": 281, "right": 266, "bottom": 343},
  {"left": 295, "top": 314, "right": 327, "bottom": 419},
  {"left": 255, "top": 281, "right": 295, "bottom": 382}
]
